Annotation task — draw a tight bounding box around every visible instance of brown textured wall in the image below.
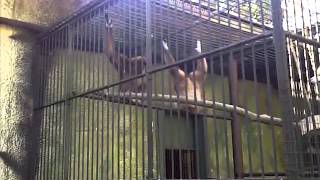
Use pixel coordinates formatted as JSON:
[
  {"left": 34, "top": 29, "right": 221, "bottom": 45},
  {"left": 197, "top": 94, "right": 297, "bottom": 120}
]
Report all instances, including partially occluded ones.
[
  {"left": 0, "top": 0, "right": 93, "bottom": 179},
  {"left": 0, "top": 0, "right": 90, "bottom": 25},
  {"left": 0, "top": 24, "right": 37, "bottom": 180}
]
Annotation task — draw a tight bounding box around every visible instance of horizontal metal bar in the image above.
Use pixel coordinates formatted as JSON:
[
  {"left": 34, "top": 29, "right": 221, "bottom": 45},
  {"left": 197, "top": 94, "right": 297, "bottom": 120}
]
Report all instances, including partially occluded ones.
[
  {"left": 285, "top": 32, "right": 320, "bottom": 47},
  {"left": 243, "top": 172, "right": 286, "bottom": 177}
]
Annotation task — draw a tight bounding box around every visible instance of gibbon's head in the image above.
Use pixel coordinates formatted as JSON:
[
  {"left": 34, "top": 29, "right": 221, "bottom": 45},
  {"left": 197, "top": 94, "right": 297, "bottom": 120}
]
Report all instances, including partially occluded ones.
[{"left": 311, "top": 66, "right": 320, "bottom": 84}]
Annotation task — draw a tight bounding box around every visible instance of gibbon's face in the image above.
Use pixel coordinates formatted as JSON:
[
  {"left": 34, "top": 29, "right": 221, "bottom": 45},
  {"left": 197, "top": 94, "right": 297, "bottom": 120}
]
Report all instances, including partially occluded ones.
[{"left": 311, "top": 66, "right": 320, "bottom": 84}]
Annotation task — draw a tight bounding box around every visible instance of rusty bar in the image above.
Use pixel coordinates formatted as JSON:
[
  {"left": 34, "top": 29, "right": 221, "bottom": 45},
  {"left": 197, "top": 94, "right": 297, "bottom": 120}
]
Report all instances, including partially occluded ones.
[
  {"left": 271, "top": 0, "right": 299, "bottom": 179},
  {"left": 146, "top": 0, "right": 153, "bottom": 179},
  {"left": 228, "top": 52, "right": 243, "bottom": 178}
]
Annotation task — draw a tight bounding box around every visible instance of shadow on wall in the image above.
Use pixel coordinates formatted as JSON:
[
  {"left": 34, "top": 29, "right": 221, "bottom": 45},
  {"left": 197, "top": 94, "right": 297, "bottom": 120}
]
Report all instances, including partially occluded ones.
[{"left": 0, "top": 24, "right": 41, "bottom": 180}]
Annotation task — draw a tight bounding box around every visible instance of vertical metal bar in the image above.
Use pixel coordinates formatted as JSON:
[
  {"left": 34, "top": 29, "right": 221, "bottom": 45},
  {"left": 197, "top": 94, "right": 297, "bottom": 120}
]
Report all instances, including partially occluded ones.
[
  {"left": 90, "top": 12, "right": 96, "bottom": 180},
  {"left": 79, "top": 16, "right": 85, "bottom": 180},
  {"left": 40, "top": 40, "right": 47, "bottom": 180},
  {"left": 122, "top": 4, "right": 126, "bottom": 179},
  {"left": 43, "top": 107, "right": 48, "bottom": 180},
  {"left": 251, "top": 41, "right": 265, "bottom": 177},
  {"left": 69, "top": 21, "right": 78, "bottom": 179},
  {"left": 46, "top": 36, "right": 52, "bottom": 179},
  {"left": 58, "top": 32, "right": 65, "bottom": 177},
  {"left": 171, "top": 150, "right": 174, "bottom": 179},
  {"left": 100, "top": 7, "right": 105, "bottom": 180},
  {"left": 96, "top": 8, "right": 102, "bottom": 180},
  {"left": 73, "top": 18, "right": 80, "bottom": 180},
  {"left": 116, "top": 6, "right": 121, "bottom": 178},
  {"left": 68, "top": 25, "right": 75, "bottom": 180},
  {"left": 174, "top": 1, "right": 182, "bottom": 179},
  {"left": 36, "top": 42, "right": 43, "bottom": 180},
  {"left": 134, "top": 2, "right": 140, "bottom": 178},
  {"left": 49, "top": 105, "right": 53, "bottom": 180},
  {"left": 49, "top": 34, "right": 55, "bottom": 179},
  {"left": 46, "top": 36, "right": 53, "bottom": 180},
  {"left": 102, "top": 4, "right": 109, "bottom": 180},
  {"left": 64, "top": 24, "right": 73, "bottom": 180},
  {"left": 111, "top": 67, "right": 115, "bottom": 180},
  {"left": 271, "top": 0, "right": 299, "bottom": 179},
  {"left": 54, "top": 28, "right": 60, "bottom": 180},
  {"left": 259, "top": 0, "right": 279, "bottom": 175},
  {"left": 84, "top": 15, "right": 91, "bottom": 180},
  {"left": 141, "top": 36, "right": 146, "bottom": 180},
  {"left": 182, "top": 3, "right": 192, "bottom": 179},
  {"left": 239, "top": 44, "right": 253, "bottom": 177},
  {"left": 220, "top": 53, "right": 231, "bottom": 177},
  {"left": 228, "top": 52, "right": 243, "bottom": 178},
  {"left": 127, "top": 2, "right": 133, "bottom": 179},
  {"left": 52, "top": 32, "right": 58, "bottom": 180},
  {"left": 146, "top": 0, "right": 153, "bottom": 179},
  {"left": 191, "top": 59, "right": 201, "bottom": 179},
  {"left": 38, "top": 41, "right": 44, "bottom": 109},
  {"left": 158, "top": 0, "right": 166, "bottom": 178},
  {"left": 210, "top": 58, "right": 220, "bottom": 179}
]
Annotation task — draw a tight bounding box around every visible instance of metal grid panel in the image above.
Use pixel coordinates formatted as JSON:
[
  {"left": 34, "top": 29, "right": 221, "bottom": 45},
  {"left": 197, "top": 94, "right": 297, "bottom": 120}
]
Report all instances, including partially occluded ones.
[{"left": 32, "top": 0, "right": 314, "bottom": 179}]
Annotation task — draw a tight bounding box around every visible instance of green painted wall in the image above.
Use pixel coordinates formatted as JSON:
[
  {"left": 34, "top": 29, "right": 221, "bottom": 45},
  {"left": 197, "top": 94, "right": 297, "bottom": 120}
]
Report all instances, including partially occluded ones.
[{"left": 40, "top": 50, "right": 284, "bottom": 179}]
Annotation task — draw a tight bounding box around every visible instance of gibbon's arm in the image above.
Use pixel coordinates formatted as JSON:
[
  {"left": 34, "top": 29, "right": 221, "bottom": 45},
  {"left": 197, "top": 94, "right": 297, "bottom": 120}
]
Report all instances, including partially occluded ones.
[
  {"left": 105, "top": 13, "right": 147, "bottom": 78},
  {"left": 162, "top": 41, "right": 186, "bottom": 81},
  {"left": 190, "top": 40, "right": 208, "bottom": 82},
  {"left": 105, "top": 13, "right": 127, "bottom": 72}
]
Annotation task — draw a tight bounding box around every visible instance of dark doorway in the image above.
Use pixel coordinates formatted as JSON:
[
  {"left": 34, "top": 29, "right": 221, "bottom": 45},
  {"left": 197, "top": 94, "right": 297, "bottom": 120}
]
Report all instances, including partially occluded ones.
[{"left": 165, "top": 149, "right": 197, "bottom": 179}]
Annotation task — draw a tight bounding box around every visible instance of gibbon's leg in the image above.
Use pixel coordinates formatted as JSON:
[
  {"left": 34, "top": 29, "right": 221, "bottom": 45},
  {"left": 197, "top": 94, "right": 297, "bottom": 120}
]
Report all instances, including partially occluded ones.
[
  {"left": 189, "top": 40, "right": 208, "bottom": 83},
  {"left": 188, "top": 40, "right": 207, "bottom": 103},
  {"left": 162, "top": 41, "right": 186, "bottom": 81}
]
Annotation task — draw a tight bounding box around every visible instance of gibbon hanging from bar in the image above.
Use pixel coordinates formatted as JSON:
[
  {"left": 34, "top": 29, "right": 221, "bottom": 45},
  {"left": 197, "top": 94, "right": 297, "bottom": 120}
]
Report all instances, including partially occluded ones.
[
  {"left": 105, "top": 13, "right": 147, "bottom": 92},
  {"left": 162, "top": 40, "right": 208, "bottom": 113}
]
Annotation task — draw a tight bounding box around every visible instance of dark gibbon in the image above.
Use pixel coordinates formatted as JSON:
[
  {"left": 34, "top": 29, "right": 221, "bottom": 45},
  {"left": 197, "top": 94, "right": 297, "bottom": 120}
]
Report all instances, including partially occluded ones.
[
  {"left": 162, "top": 40, "right": 208, "bottom": 113},
  {"left": 105, "top": 13, "right": 146, "bottom": 92}
]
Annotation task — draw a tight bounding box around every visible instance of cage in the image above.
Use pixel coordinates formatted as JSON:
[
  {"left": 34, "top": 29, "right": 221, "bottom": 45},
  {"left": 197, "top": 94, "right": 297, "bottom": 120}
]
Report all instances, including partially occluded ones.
[{"left": 33, "top": 0, "right": 320, "bottom": 179}]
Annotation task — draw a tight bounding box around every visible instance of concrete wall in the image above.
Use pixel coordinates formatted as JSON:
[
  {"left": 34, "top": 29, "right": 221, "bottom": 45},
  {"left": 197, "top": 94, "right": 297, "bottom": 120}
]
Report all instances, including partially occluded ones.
[{"left": 0, "top": 0, "right": 95, "bottom": 179}]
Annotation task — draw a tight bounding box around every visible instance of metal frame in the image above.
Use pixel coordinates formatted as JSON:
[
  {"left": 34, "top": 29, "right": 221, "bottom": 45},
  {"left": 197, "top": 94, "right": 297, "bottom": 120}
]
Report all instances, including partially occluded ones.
[{"left": 33, "top": 0, "right": 320, "bottom": 179}]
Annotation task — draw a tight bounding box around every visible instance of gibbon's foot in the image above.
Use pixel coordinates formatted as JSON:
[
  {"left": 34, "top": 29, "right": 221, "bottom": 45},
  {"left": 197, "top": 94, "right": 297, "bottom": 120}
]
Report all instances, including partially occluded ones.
[
  {"left": 105, "top": 12, "right": 113, "bottom": 28},
  {"left": 162, "top": 40, "right": 169, "bottom": 51},
  {"left": 311, "top": 66, "right": 320, "bottom": 84}
]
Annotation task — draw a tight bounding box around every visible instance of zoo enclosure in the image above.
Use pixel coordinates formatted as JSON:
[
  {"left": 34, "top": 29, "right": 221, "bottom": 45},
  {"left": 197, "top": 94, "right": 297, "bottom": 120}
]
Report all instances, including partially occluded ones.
[{"left": 33, "top": 0, "right": 320, "bottom": 179}]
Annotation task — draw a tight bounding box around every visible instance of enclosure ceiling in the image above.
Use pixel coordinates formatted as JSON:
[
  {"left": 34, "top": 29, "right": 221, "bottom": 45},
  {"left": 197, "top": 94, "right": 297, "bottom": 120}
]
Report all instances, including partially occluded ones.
[
  {"left": 41, "top": 0, "right": 272, "bottom": 49},
  {"left": 82, "top": 0, "right": 270, "bottom": 50},
  {"left": 40, "top": 0, "right": 277, "bottom": 83}
]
